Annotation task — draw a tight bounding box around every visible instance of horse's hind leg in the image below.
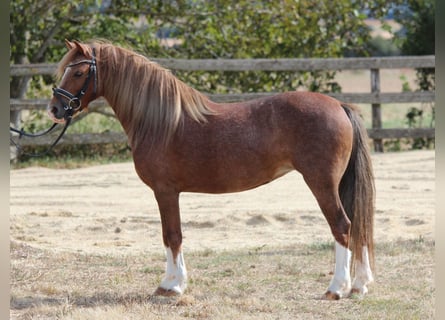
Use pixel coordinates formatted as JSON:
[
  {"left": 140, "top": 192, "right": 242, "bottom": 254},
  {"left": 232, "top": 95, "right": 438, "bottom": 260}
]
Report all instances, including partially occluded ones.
[
  {"left": 302, "top": 174, "right": 352, "bottom": 299},
  {"left": 152, "top": 190, "right": 187, "bottom": 296},
  {"left": 351, "top": 246, "right": 374, "bottom": 295}
]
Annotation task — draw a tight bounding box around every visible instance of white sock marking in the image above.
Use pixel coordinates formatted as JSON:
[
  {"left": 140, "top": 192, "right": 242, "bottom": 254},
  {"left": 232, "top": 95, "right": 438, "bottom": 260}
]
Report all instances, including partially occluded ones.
[
  {"left": 352, "top": 246, "right": 374, "bottom": 295},
  {"left": 159, "top": 247, "right": 187, "bottom": 294},
  {"left": 327, "top": 241, "right": 352, "bottom": 298}
]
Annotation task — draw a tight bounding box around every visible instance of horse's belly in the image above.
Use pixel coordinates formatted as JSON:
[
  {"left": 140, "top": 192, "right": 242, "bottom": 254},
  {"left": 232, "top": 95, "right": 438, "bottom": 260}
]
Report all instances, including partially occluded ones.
[{"left": 182, "top": 162, "right": 294, "bottom": 194}]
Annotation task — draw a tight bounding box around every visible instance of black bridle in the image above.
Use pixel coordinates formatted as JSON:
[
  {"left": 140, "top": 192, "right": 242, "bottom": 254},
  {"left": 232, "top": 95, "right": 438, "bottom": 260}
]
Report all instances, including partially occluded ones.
[
  {"left": 52, "top": 47, "right": 97, "bottom": 119},
  {"left": 10, "top": 47, "right": 97, "bottom": 157}
]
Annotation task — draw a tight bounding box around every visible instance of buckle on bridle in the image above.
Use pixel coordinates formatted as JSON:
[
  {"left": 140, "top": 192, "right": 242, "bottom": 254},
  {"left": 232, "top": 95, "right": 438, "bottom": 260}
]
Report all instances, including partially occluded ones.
[{"left": 65, "top": 97, "right": 81, "bottom": 110}]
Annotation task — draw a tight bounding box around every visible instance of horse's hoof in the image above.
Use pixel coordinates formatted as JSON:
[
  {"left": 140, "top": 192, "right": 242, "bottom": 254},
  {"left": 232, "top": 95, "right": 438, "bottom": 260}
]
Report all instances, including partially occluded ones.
[
  {"left": 349, "top": 287, "right": 367, "bottom": 299},
  {"left": 350, "top": 288, "right": 360, "bottom": 295},
  {"left": 323, "top": 291, "right": 341, "bottom": 300},
  {"left": 153, "top": 287, "right": 181, "bottom": 297}
]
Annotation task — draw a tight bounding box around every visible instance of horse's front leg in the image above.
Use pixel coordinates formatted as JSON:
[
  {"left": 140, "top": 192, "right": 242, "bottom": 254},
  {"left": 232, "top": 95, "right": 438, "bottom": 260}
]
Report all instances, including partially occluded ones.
[{"left": 153, "top": 190, "right": 187, "bottom": 296}]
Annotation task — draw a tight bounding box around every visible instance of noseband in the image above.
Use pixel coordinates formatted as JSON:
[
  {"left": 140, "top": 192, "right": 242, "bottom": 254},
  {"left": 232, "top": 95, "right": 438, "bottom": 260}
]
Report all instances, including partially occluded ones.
[{"left": 52, "top": 47, "right": 97, "bottom": 120}]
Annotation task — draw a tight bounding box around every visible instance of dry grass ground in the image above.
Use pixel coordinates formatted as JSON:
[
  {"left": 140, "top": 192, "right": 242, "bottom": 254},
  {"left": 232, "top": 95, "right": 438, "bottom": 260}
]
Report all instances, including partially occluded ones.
[
  {"left": 10, "top": 150, "right": 435, "bottom": 319},
  {"left": 10, "top": 49, "right": 434, "bottom": 318},
  {"left": 10, "top": 238, "right": 434, "bottom": 320}
]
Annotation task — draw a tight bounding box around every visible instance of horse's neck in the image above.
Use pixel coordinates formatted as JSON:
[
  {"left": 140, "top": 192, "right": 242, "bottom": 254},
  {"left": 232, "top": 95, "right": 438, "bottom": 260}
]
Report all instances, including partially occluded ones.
[
  {"left": 99, "top": 64, "right": 136, "bottom": 132},
  {"left": 98, "top": 58, "right": 172, "bottom": 149},
  {"left": 97, "top": 51, "right": 215, "bottom": 149}
]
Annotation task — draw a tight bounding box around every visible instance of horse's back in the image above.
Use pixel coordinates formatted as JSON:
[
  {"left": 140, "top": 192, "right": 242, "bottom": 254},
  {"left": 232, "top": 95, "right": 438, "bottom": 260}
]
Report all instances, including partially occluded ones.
[{"left": 233, "top": 91, "right": 353, "bottom": 156}]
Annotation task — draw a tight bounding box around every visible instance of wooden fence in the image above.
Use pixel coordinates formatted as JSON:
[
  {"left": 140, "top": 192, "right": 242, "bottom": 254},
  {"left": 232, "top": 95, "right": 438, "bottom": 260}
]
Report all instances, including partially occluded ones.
[{"left": 10, "top": 56, "right": 435, "bottom": 152}]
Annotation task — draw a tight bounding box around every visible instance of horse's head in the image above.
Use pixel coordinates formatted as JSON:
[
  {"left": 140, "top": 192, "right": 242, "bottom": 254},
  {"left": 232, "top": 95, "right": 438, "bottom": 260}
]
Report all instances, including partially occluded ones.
[{"left": 48, "top": 40, "right": 98, "bottom": 123}]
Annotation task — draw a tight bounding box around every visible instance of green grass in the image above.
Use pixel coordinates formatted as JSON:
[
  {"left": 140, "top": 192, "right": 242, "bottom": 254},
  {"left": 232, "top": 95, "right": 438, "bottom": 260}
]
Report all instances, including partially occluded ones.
[{"left": 10, "top": 239, "right": 434, "bottom": 319}]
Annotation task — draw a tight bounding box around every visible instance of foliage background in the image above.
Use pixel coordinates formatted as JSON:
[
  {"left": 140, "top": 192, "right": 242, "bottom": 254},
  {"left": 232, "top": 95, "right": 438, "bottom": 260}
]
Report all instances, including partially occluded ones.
[
  {"left": 10, "top": 0, "right": 414, "bottom": 97},
  {"left": 9, "top": 0, "right": 435, "bottom": 159}
]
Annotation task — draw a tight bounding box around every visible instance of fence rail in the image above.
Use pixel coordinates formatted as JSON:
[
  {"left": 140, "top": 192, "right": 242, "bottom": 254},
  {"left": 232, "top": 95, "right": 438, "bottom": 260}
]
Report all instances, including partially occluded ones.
[
  {"left": 10, "top": 91, "right": 435, "bottom": 111},
  {"left": 10, "top": 56, "right": 435, "bottom": 75},
  {"left": 10, "top": 56, "right": 435, "bottom": 152},
  {"left": 12, "top": 128, "right": 435, "bottom": 148}
]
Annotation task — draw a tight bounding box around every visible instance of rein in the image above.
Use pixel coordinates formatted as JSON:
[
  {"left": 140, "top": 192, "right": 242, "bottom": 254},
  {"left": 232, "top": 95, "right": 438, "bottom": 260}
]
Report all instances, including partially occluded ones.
[
  {"left": 10, "top": 47, "right": 97, "bottom": 158},
  {"left": 10, "top": 117, "right": 72, "bottom": 158}
]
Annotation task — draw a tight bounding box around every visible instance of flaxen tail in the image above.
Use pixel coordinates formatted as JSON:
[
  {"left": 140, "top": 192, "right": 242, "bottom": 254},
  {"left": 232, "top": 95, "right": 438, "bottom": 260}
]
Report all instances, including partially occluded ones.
[{"left": 340, "top": 104, "right": 375, "bottom": 271}]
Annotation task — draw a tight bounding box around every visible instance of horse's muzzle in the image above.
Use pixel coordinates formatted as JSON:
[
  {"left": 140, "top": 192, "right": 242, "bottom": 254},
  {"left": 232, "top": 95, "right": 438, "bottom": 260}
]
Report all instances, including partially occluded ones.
[{"left": 47, "top": 104, "right": 67, "bottom": 124}]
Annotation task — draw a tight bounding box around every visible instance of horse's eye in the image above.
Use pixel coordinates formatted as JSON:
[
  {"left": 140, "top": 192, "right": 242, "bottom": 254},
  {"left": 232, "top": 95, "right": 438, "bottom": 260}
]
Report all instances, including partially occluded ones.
[{"left": 74, "top": 71, "right": 83, "bottom": 77}]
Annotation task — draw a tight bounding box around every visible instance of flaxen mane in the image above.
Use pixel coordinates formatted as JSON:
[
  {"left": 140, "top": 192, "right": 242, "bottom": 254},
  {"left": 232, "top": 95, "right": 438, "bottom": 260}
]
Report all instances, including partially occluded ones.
[{"left": 59, "top": 41, "right": 215, "bottom": 148}]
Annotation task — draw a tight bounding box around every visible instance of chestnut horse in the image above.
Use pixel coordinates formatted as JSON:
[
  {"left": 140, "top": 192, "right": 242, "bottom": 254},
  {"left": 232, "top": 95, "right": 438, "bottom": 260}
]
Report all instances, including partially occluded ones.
[{"left": 49, "top": 40, "right": 375, "bottom": 300}]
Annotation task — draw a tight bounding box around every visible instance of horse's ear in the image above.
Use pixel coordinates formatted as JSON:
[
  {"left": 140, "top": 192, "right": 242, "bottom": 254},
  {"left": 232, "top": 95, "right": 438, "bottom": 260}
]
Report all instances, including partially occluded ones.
[
  {"left": 72, "top": 40, "right": 89, "bottom": 57},
  {"left": 65, "top": 39, "right": 75, "bottom": 50}
]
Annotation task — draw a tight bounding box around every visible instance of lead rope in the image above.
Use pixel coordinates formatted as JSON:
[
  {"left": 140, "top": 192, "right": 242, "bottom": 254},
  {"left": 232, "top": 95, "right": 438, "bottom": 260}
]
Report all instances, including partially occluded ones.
[{"left": 10, "top": 115, "right": 72, "bottom": 158}]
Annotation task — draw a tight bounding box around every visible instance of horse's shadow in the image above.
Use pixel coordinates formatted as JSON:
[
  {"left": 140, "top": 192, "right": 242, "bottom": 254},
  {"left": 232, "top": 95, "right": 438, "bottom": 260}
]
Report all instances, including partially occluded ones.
[{"left": 11, "top": 291, "right": 179, "bottom": 311}]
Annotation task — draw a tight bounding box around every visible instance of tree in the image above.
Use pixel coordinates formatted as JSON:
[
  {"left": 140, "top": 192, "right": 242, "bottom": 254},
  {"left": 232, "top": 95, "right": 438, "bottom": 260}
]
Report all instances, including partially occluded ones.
[
  {"left": 165, "top": 0, "right": 390, "bottom": 94},
  {"left": 395, "top": 0, "right": 435, "bottom": 56},
  {"left": 10, "top": 0, "right": 404, "bottom": 158},
  {"left": 392, "top": 0, "right": 435, "bottom": 149},
  {"left": 11, "top": 0, "right": 392, "bottom": 99},
  {"left": 388, "top": 0, "right": 434, "bottom": 90},
  {"left": 10, "top": 0, "right": 162, "bottom": 127},
  {"left": 10, "top": 1, "right": 156, "bottom": 98}
]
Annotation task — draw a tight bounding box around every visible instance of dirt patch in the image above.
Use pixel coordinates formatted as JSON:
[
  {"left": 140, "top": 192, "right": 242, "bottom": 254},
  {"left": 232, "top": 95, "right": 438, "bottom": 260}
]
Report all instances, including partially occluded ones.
[{"left": 10, "top": 150, "right": 435, "bottom": 255}]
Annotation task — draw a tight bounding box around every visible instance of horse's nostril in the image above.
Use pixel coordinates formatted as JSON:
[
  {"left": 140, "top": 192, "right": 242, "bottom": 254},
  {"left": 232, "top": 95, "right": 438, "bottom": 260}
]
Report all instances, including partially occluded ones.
[{"left": 51, "top": 106, "right": 58, "bottom": 116}]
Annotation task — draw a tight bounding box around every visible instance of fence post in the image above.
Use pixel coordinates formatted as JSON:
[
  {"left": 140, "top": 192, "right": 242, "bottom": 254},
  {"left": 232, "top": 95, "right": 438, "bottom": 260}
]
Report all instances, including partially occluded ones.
[{"left": 371, "top": 68, "right": 383, "bottom": 152}]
